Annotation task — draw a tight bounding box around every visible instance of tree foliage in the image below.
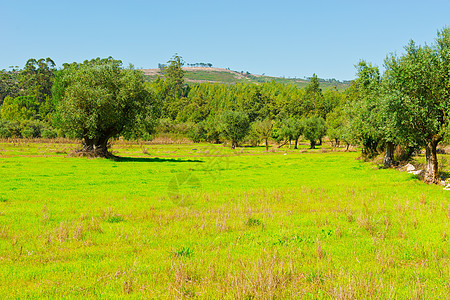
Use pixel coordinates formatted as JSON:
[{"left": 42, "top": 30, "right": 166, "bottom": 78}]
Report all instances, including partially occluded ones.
[
  {"left": 383, "top": 28, "right": 450, "bottom": 182},
  {"left": 252, "top": 118, "right": 274, "bottom": 151},
  {"left": 218, "top": 110, "right": 250, "bottom": 149},
  {"left": 302, "top": 116, "right": 327, "bottom": 149},
  {"left": 53, "top": 57, "right": 156, "bottom": 156}
]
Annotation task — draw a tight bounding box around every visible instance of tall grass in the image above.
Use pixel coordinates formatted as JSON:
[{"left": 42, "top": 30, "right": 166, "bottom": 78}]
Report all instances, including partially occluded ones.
[{"left": 0, "top": 141, "right": 448, "bottom": 298}]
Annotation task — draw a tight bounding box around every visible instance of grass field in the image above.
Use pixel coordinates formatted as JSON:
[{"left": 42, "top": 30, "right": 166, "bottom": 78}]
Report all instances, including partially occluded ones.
[
  {"left": 0, "top": 140, "right": 449, "bottom": 298},
  {"left": 142, "top": 67, "right": 350, "bottom": 90}
]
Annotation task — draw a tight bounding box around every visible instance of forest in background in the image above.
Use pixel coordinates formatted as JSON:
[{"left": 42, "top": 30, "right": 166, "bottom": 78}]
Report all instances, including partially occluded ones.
[{"left": 0, "top": 27, "right": 449, "bottom": 183}]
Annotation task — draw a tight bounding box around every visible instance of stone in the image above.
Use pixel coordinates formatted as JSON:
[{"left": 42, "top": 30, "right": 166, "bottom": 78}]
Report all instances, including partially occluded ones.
[
  {"left": 410, "top": 169, "right": 425, "bottom": 179},
  {"left": 405, "top": 163, "right": 415, "bottom": 172}
]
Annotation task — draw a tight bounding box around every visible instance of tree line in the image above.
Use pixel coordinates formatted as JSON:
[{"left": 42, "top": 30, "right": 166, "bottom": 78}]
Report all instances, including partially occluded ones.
[{"left": 0, "top": 28, "right": 449, "bottom": 182}]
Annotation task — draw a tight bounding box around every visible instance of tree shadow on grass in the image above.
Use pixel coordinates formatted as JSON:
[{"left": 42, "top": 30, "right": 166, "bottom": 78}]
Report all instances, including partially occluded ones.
[{"left": 115, "top": 156, "right": 203, "bottom": 163}]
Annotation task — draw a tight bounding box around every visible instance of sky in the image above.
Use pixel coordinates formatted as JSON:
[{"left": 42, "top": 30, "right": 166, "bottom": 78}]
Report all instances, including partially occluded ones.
[{"left": 1, "top": 0, "right": 449, "bottom": 81}]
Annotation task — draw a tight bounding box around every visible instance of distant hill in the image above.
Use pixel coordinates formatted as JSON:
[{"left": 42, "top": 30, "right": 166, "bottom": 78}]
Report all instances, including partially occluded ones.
[{"left": 141, "top": 67, "right": 351, "bottom": 90}]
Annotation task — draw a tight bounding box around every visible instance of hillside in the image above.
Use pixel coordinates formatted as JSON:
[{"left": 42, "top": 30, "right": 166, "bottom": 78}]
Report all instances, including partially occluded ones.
[{"left": 141, "top": 67, "right": 350, "bottom": 90}]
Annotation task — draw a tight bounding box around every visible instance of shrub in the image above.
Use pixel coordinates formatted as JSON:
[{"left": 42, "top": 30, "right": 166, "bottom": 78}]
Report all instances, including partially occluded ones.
[
  {"left": 41, "top": 127, "right": 58, "bottom": 139},
  {"left": 0, "top": 120, "right": 21, "bottom": 138},
  {"left": 188, "top": 121, "right": 206, "bottom": 143},
  {"left": 20, "top": 120, "right": 44, "bottom": 138}
]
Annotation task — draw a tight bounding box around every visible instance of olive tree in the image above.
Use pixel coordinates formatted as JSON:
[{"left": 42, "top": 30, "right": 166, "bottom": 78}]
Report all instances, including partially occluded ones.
[
  {"left": 53, "top": 57, "right": 157, "bottom": 157},
  {"left": 302, "top": 116, "right": 327, "bottom": 149},
  {"left": 218, "top": 110, "right": 250, "bottom": 149},
  {"left": 277, "top": 117, "right": 302, "bottom": 149},
  {"left": 252, "top": 118, "right": 273, "bottom": 151},
  {"left": 383, "top": 28, "right": 450, "bottom": 183}
]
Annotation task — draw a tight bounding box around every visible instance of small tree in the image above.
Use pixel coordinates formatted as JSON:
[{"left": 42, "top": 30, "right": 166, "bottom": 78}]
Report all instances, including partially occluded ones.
[
  {"left": 302, "top": 116, "right": 327, "bottom": 149},
  {"left": 277, "top": 117, "right": 302, "bottom": 149},
  {"left": 218, "top": 110, "right": 250, "bottom": 149},
  {"left": 162, "top": 54, "right": 185, "bottom": 99},
  {"left": 252, "top": 118, "right": 273, "bottom": 151},
  {"left": 53, "top": 57, "right": 156, "bottom": 157},
  {"left": 345, "top": 62, "right": 385, "bottom": 158}
]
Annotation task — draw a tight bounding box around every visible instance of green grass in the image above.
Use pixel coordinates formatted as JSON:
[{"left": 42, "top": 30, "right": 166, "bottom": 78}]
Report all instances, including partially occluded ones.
[
  {"left": 184, "top": 70, "right": 242, "bottom": 84},
  {"left": 0, "top": 140, "right": 448, "bottom": 298}
]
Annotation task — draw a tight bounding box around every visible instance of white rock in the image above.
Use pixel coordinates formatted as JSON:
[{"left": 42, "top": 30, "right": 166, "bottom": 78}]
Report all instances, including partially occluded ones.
[
  {"left": 405, "top": 163, "right": 415, "bottom": 172},
  {"left": 443, "top": 184, "right": 450, "bottom": 190}
]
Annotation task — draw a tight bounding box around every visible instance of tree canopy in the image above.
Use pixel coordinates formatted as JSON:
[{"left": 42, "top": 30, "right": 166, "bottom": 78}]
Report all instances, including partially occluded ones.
[
  {"left": 53, "top": 57, "right": 157, "bottom": 157},
  {"left": 382, "top": 28, "right": 450, "bottom": 182}
]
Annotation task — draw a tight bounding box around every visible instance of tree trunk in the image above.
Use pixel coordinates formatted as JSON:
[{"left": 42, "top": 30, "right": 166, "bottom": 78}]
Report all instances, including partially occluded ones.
[
  {"left": 277, "top": 140, "right": 288, "bottom": 148},
  {"left": 384, "top": 142, "right": 395, "bottom": 168},
  {"left": 231, "top": 140, "right": 236, "bottom": 149},
  {"left": 294, "top": 138, "right": 298, "bottom": 149},
  {"left": 265, "top": 138, "right": 269, "bottom": 152},
  {"left": 424, "top": 137, "right": 441, "bottom": 183},
  {"left": 82, "top": 135, "right": 111, "bottom": 157},
  {"left": 310, "top": 140, "right": 316, "bottom": 149},
  {"left": 318, "top": 138, "right": 322, "bottom": 146}
]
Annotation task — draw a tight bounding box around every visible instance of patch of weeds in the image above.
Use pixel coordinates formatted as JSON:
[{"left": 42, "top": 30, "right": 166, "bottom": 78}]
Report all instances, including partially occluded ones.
[
  {"left": 245, "top": 217, "right": 262, "bottom": 227},
  {"left": 0, "top": 196, "right": 7, "bottom": 203},
  {"left": 173, "top": 246, "right": 193, "bottom": 258},
  {"left": 182, "top": 287, "right": 196, "bottom": 298},
  {"left": 107, "top": 216, "right": 123, "bottom": 223},
  {"left": 306, "top": 271, "right": 325, "bottom": 284},
  {"left": 273, "top": 234, "right": 315, "bottom": 246},
  {"left": 321, "top": 229, "right": 333, "bottom": 238}
]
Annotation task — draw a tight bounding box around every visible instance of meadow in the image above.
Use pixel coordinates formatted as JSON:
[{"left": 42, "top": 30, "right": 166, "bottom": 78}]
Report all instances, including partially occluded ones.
[{"left": 0, "top": 139, "right": 448, "bottom": 298}]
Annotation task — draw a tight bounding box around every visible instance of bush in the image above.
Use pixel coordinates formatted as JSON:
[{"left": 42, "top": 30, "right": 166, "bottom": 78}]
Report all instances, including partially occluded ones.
[
  {"left": 0, "top": 120, "right": 21, "bottom": 138},
  {"left": 188, "top": 122, "right": 207, "bottom": 143},
  {"left": 20, "top": 120, "right": 44, "bottom": 138},
  {"left": 156, "top": 118, "right": 192, "bottom": 135},
  {"left": 41, "top": 127, "right": 58, "bottom": 139},
  {"left": 204, "top": 115, "right": 221, "bottom": 143}
]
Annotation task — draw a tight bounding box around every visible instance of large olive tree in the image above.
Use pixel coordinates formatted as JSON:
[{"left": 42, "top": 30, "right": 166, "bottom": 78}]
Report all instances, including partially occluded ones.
[
  {"left": 384, "top": 28, "right": 450, "bottom": 183},
  {"left": 54, "top": 57, "right": 157, "bottom": 157}
]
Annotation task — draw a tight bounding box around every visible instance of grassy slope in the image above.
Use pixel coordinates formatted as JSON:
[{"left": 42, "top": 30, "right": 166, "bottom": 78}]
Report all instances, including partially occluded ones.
[
  {"left": 0, "top": 141, "right": 448, "bottom": 298},
  {"left": 143, "top": 68, "right": 350, "bottom": 90}
]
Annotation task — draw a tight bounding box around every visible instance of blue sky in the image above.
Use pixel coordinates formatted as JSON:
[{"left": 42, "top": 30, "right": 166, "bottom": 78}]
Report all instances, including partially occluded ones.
[{"left": 1, "top": 0, "right": 449, "bottom": 80}]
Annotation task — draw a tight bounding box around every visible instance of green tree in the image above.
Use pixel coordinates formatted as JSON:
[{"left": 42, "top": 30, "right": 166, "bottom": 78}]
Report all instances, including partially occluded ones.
[
  {"left": 383, "top": 28, "right": 450, "bottom": 182},
  {"left": 0, "top": 96, "right": 40, "bottom": 121},
  {"left": 218, "top": 110, "right": 250, "bottom": 149},
  {"left": 302, "top": 74, "right": 325, "bottom": 118},
  {"left": 53, "top": 57, "right": 156, "bottom": 157},
  {"left": 252, "top": 118, "right": 273, "bottom": 151},
  {"left": 0, "top": 68, "right": 20, "bottom": 105},
  {"left": 326, "top": 106, "right": 350, "bottom": 148},
  {"left": 346, "top": 61, "right": 384, "bottom": 158},
  {"left": 19, "top": 58, "right": 56, "bottom": 103},
  {"left": 302, "top": 116, "right": 327, "bottom": 149},
  {"left": 277, "top": 117, "right": 302, "bottom": 149},
  {"left": 163, "top": 54, "right": 185, "bottom": 99},
  {"left": 204, "top": 114, "right": 221, "bottom": 143}
]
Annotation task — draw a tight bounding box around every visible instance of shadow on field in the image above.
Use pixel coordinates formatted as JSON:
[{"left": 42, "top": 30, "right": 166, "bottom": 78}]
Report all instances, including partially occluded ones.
[{"left": 116, "top": 157, "right": 203, "bottom": 163}]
